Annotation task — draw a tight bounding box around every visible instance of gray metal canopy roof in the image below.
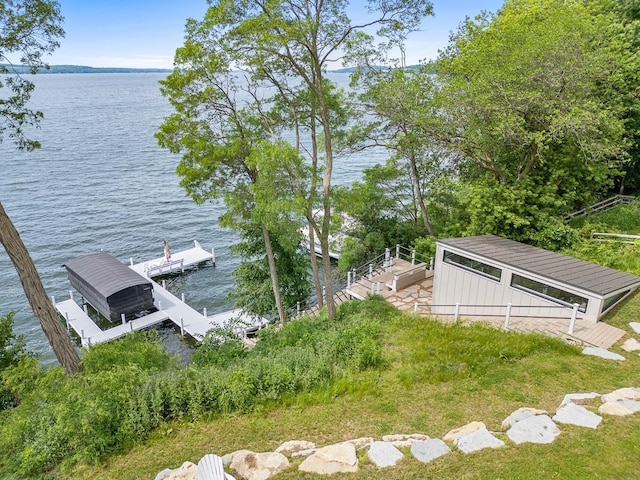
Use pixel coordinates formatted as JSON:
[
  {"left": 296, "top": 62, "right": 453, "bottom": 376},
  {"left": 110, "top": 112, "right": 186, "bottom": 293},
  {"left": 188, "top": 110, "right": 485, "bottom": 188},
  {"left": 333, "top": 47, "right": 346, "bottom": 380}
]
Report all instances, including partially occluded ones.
[
  {"left": 63, "top": 252, "right": 151, "bottom": 298},
  {"left": 438, "top": 235, "right": 640, "bottom": 296}
]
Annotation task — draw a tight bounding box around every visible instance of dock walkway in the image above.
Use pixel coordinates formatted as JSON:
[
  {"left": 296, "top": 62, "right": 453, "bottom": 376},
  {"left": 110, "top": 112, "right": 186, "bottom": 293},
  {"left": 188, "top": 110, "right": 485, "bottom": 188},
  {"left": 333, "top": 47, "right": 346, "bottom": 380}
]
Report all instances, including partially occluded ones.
[{"left": 55, "top": 241, "right": 266, "bottom": 347}]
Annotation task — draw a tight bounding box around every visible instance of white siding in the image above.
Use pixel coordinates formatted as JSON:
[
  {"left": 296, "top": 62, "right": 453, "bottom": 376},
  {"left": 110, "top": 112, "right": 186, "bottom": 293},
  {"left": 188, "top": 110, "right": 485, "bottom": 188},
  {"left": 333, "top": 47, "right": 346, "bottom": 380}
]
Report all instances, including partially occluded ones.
[{"left": 433, "top": 243, "right": 601, "bottom": 322}]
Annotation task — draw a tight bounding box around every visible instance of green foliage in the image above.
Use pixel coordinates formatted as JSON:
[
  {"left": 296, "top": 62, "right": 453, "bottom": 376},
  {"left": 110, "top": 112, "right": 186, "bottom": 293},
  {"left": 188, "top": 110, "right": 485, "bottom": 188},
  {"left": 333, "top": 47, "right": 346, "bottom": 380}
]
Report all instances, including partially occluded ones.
[
  {"left": 82, "top": 331, "right": 178, "bottom": 374},
  {"left": 0, "top": 312, "right": 30, "bottom": 409},
  {"left": 0, "top": 0, "right": 64, "bottom": 151},
  {"left": 189, "top": 325, "right": 246, "bottom": 368},
  {"left": 0, "top": 300, "right": 386, "bottom": 477}
]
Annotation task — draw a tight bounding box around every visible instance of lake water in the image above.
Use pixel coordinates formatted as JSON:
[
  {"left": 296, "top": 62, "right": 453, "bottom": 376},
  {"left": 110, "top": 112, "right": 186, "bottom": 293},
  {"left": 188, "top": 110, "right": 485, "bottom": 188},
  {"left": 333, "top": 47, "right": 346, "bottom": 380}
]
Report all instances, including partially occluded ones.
[{"left": 0, "top": 73, "right": 386, "bottom": 365}]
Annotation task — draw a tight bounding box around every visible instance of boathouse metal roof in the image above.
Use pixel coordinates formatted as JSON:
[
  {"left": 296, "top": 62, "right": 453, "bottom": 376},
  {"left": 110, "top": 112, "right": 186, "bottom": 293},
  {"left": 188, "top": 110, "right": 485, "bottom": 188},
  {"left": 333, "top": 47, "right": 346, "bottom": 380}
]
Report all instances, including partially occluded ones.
[
  {"left": 438, "top": 235, "right": 640, "bottom": 296},
  {"left": 63, "top": 252, "right": 151, "bottom": 298}
]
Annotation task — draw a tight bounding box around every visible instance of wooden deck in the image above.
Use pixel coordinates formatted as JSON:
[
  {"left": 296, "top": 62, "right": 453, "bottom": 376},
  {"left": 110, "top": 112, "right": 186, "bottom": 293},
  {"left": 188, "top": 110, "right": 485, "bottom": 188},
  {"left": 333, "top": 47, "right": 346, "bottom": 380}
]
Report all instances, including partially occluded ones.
[{"left": 334, "top": 258, "right": 627, "bottom": 350}]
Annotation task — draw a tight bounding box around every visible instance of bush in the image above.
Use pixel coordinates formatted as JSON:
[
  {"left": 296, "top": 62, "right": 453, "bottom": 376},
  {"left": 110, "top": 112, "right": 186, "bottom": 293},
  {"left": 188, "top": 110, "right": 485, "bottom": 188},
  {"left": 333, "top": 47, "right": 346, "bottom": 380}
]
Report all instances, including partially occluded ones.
[{"left": 0, "top": 312, "right": 30, "bottom": 410}]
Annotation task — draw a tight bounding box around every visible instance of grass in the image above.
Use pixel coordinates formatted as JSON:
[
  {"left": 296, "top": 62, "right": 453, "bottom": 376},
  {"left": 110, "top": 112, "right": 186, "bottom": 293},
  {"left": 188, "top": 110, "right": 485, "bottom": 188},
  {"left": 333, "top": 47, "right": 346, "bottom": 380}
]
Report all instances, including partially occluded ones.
[{"left": 68, "top": 293, "right": 640, "bottom": 480}]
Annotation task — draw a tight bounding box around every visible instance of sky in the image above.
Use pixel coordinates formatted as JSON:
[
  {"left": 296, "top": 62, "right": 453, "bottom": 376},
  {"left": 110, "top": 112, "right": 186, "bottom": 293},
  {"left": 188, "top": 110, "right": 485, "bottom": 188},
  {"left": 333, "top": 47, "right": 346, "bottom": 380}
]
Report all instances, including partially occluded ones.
[{"left": 47, "top": 0, "right": 506, "bottom": 69}]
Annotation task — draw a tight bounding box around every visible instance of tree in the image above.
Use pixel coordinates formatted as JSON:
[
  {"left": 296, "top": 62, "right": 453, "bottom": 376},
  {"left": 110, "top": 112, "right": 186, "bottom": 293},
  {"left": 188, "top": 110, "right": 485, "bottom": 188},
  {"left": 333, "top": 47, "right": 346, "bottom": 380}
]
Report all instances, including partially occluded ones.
[
  {"left": 0, "top": 0, "right": 81, "bottom": 374},
  {"left": 437, "top": 0, "right": 630, "bottom": 192},
  {"left": 180, "top": 0, "right": 434, "bottom": 319}
]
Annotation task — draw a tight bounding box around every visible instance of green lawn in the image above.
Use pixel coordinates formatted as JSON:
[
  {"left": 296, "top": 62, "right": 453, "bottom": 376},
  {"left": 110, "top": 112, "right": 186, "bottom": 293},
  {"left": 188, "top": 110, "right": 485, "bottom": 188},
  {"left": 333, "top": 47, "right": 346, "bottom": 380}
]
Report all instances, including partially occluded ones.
[{"left": 69, "top": 294, "right": 640, "bottom": 480}]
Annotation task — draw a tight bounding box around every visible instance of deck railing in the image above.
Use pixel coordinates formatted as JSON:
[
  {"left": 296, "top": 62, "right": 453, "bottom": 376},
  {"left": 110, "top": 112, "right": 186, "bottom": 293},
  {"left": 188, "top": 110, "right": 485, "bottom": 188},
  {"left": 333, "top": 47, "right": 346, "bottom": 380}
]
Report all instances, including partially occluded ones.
[{"left": 413, "top": 301, "right": 583, "bottom": 335}]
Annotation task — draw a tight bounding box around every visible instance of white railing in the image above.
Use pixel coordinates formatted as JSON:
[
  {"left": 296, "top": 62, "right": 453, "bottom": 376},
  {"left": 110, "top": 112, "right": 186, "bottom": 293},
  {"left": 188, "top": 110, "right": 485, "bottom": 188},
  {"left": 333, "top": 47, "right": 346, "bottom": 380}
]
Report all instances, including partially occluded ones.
[
  {"left": 413, "top": 302, "right": 583, "bottom": 335},
  {"left": 591, "top": 232, "right": 640, "bottom": 245}
]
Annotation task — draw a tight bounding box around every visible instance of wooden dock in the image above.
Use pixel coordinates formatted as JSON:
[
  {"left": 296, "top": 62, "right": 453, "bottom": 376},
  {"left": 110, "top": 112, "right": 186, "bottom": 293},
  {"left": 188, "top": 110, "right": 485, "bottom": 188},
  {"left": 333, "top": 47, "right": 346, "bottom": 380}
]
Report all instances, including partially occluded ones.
[{"left": 55, "top": 241, "right": 266, "bottom": 347}]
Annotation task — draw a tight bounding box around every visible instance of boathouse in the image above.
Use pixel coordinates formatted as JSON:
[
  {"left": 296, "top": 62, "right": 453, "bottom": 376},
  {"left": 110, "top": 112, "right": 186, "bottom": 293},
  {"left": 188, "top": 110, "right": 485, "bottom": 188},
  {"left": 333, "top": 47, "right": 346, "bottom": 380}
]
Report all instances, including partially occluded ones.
[
  {"left": 432, "top": 235, "right": 640, "bottom": 322},
  {"left": 64, "top": 252, "right": 154, "bottom": 322}
]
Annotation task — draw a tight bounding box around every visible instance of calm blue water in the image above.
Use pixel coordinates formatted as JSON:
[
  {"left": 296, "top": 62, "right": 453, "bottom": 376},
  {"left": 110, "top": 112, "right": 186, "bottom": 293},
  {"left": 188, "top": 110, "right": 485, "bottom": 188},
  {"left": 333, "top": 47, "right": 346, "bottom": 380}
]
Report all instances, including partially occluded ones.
[{"left": 0, "top": 73, "right": 386, "bottom": 365}]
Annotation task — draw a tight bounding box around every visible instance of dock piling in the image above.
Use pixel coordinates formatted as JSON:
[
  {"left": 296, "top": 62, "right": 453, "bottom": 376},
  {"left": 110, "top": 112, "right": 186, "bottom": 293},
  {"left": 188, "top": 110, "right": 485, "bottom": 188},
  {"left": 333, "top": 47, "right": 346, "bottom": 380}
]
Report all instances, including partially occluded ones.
[
  {"left": 65, "top": 312, "right": 70, "bottom": 331},
  {"left": 121, "top": 313, "right": 126, "bottom": 325},
  {"left": 203, "top": 307, "right": 207, "bottom": 318},
  {"left": 180, "top": 317, "right": 184, "bottom": 336},
  {"left": 51, "top": 295, "right": 56, "bottom": 305},
  {"left": 69, "top": 290, "right": 74, "bottom": 301},
  {"left": 211, "top": 248, "right": 216, "bottom": 266},
  {"left": 181, "top": 292, "right": 185, "bottom": 303}
]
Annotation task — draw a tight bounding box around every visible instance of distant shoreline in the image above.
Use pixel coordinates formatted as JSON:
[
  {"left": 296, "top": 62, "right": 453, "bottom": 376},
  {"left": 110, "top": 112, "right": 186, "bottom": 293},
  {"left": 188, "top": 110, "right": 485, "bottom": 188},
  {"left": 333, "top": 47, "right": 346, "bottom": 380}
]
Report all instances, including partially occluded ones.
[{"left": 0, "top": 64, "right": 172, "bottom": 74}]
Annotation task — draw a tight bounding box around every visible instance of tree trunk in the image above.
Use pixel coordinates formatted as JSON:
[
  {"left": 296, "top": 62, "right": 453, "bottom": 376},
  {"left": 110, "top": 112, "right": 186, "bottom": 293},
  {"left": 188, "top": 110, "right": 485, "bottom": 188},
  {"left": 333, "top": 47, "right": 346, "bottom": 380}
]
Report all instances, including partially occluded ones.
[
  {"left": 0, "top": 201, "right": 82, "bottom": 374},
  {"left": 307, "top": 222, "right": 323, "bottom": 308},
  {"left": 409, "top": 155, "right": 436, "bottom": 237},
  {"left": 261, "top": 223, "right": 287, "bottom": 325}
]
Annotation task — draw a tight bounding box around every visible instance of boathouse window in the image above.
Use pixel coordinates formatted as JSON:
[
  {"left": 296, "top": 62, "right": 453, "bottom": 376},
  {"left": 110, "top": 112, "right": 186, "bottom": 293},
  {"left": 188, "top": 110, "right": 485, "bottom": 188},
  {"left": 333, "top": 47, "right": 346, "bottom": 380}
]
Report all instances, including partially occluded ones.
[
  {"left": 601, "top": 290, "right": 631, "bottom": 314},
  {"left": 443, "top": 250, "right": 502, "bottom": 281},
  {"left": 510, "top": 274, "right": 588, "bottom": 312}
]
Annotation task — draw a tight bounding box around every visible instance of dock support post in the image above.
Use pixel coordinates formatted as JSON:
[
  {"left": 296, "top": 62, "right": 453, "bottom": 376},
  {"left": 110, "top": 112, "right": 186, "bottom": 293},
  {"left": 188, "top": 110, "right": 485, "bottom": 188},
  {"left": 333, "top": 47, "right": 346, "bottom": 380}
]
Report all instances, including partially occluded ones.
[
  {"left": 568, "top": 304, "right": 579, "bottom": 335},
  {"left": 69, "top": 290, "right": 74, "bottom": 301},
  {"left": 203, "top": 307, "right": 207, "bottom": 318},
  {"left": 121, "top": 313, "right": 126, "bottom": 325},
  {"left": 504, "top": 303, "right": 512, "bottom": 330},
  {"left": 181, "top": 293, "right": 185, "bottom": 303},
  {"left": 83, "top": 304, "right": 89, "bottom": 316},
  {"left": 180, "top": 317, "right": 184, "bottom": 336},
  {"left": 181, "top": 259, "right": 184, "bottom": 273},
  {"left": 412, "top": 250, "right": 416, "bottom": 265},
  {"left": 212, "top": 248, "right": 216, "bottom": 266},
  {"left": 162, "top": 279, "right": 166, "bottom": 289},
  {"left": 454, "top": 302, "right": 460, "bottom": 322},
  {"left": 80, "top": 329, "right": 84, "bottom": 340},
  {"left": 51, "top": 295, "right": 56, "bottom": 305},
  {"left": 158, "top": 300, "right": 162, "bottom": 310},
  {"left": 65, "top": 312, "right": 70, "bottom": 331},
  {"left": 130, "top": 257, "right": 133, "bottom": 266}
]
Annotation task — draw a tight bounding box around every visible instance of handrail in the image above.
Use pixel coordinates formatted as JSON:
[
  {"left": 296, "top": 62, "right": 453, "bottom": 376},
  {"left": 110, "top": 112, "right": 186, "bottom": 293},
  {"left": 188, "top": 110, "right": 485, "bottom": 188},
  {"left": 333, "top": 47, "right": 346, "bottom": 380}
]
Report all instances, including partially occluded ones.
[
  {"left": 592, "top": 232, "right": 640, "bottom": 245},
  {"left": 567, "top": 194, "right": 637, "bottom": 219}
]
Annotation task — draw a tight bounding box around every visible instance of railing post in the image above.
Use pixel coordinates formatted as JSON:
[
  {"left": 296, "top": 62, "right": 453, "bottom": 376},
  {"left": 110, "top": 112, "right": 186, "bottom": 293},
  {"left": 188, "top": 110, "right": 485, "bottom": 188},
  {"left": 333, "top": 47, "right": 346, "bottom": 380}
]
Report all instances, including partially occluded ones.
[
  {"left": 385, "top": 248, "right": 390, "bottom": 269},
  {"left": 130, "top": 257, "right": 133, "bottom": 266},
  {"left": 83, "top": 304, "right": 89, "bottom": 315},
  {"left": 369, "top": 263, "right": 373, "bottom": 279},
  {"left": 203, "top": 307, "right": 207, "bottom": 318},
  {"left": 121, "top": 313, "right": 126, "bottom": 325},
  {"left": 80, "top": 328, "right": 85, "bottom": 340},
  {"left": 65, "top": 312, "right": 70, "bottom": 331},
  {"left": 504, "top": 303, "right": 512, "bottom": 330},
  {"left": 454, "top": 302, "right": 460, "bottom": 321},
  {"left": 377, "top": 282, "right": 381, "bottom": 294},
  {"left": 414, "top": 302, "right": 419, "bottom": 313},
  {"left": 370, "top": 281, "right": 374, "bottom": 295},
  {"left": 411, "top": 250, "right": 416, "bottom": 265},
  {"left": 297, "top": 302, "right": 300, "bottom": 318},
  {"left": 180, "top": 317, "right": 184, "bottom": 336},
  {"left": 396, "top": 244, "right": 400, "bottom": 259},
  {"left": 429, "top": 257, "right": 434, "bottom": 270},
  {"left": 162, "top": 279, "right": 166, "bottom": 289},
  {"left": 347, "top": 271, "right": 351, "bottom": 288},
  {"left": 568, "top": 303, "right": 579, "bottom": 335}
]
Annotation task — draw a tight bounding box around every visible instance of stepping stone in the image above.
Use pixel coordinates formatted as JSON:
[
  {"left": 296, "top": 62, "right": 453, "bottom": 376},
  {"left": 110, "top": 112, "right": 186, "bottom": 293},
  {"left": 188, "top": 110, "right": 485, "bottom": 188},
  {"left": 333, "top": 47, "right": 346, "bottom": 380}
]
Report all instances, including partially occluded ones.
[
  {"left": 582, "top": 347, "right": 625, "bottom": 361},
  {"left": 506, "top": 415, "right": 560, "bottom": 445},
  {"left": 411, "top": 439, "right": 451, "bottom": 464},
  {"left": 275, "top": 440, "right": 317, "bottom": 456},
  {"left": 382, "top": 433, "right": 429, "bottom": 448},
  {"left": 601, "top": 387, "right": 640, "bottom": 403},
  {"left": 367, "top": 441, "right": 404, "bottom": 468},
  {"left": 299, "top": 442, "right": 359, "bottom": 475},
  {"left": 560, "top": 392, "right": 600, "bottom": 406},
  {"left": 501, "top": 407, "right": 547, "bottom": 430},
  {"left": 344, "top": 437, "right": 374, "bottom": 449},
  {"left": 621, "top": 338, "right": 640, "bottom": 352},
  {"left": 230, "top": 451, "right": 289, "bottom": 480},
  {"left": 455, "top": 428, "right": 505, "bottom": 454},
  {"left": 443, "top": 421, "right": 486, "bottom": 443},
  {"left": 599, "top": 402, "right": 636, "bottom": 416},
  {"left": 629, "top": 322, "right": 640, "bottom": 334},
  {"left": 553, "top": 403, "right": 602, "bottom": 429}
]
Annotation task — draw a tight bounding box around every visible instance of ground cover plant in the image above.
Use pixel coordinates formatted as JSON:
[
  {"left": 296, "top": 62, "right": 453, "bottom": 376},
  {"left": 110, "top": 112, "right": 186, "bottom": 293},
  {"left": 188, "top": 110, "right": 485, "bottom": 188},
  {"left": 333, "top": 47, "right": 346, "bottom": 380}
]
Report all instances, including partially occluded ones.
[
  {"left": 61, "top": 291, "right": 640, "bottom": 480},
  {"left": 0, "top": 300, "right": 387, "bottom": 478}
]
